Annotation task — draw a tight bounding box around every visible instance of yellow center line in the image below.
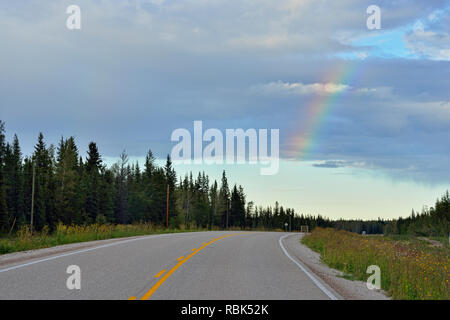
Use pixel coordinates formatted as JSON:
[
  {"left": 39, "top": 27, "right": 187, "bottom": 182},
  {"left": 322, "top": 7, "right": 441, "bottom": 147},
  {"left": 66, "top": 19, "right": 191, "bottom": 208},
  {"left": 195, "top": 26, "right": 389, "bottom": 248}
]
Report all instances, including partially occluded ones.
[
  {"left": 177, "top": 256, "right": 184, "bottom": 261},
  {"left": 154, "top": 269, "right": 166, "bottom": 278},
  {"left": 139, "top": 233, "right": 239, "bottom": 300},
  {"left": 128, "top": 296, "right": 137, "bottom": 300},
  {"left": 191, "top": 248, "right": 197, "bottom": 251}
]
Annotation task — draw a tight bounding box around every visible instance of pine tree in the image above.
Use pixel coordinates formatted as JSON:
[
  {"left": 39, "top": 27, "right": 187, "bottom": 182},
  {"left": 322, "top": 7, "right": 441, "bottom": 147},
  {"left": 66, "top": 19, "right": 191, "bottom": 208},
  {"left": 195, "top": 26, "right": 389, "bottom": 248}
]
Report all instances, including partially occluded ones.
[
  {"left": 85, "top": 142, "right": 102, "bottom": 222},
  {"left": 4, "top": 135, "right": 25, "bottom": 229},
  {"left": 144, "top": 149, "right": 156, "bottom": 180},
  {"left": 209, "top": 180, "right": 218, "bottom": 229},
  {"left": 246, "top": 201, "right": 254, "bottom": 229},
  {"left": 141, "top": 149, "right": 156, "bottom": 222},
  {"left": 165, "top": 155, "right": 177, "bottom": 227},
  {"left": 114, "top": 151, "right": 129, "bottom": 224},
  {"left": 128, "top": 161, "right": 146, "bottom": 223},
  {"left": 229, "top": 184, "right": 246, "bottom": 228},
  {"left": 45, "top": 143, "right": 57, "bottom": 229},
  {"left": 32, "top": 132, "right": 53, "bottom": 231},
  {"left": 218, "top": 170, "right": 230, "bottom": 228},
  {"left": 230, "top": 185, "right": 239, "bottom": 227},
  {"left": 0, "top": 121, "right": 9, "bottom": 232},
  {"left": 238, "top": 185, "right": 246, "bottom": 228},
  {"left": 152, "top": 167, "right": 168, "bottom": 224},
  {"left": 54, "top": 137, "right": 80, "bottom": 225},
  {"left": 99, "top": 167, "right": 115, "bottom": 223},
  {"left": 86, "top": 142, "right": 102, "bottom": 173}
]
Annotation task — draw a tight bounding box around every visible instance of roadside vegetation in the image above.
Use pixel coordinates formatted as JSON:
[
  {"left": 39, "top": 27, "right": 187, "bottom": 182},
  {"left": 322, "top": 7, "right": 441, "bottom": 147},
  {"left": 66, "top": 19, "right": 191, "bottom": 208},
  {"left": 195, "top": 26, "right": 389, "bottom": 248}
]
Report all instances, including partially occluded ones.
[
  {"left": 302, "top": 228, "right": 450, "bottom": 300},
  {"left": 0, "top": 223, "right": 281, "bottom": 255},
  {"left": 0, "top": 222, "right": 204, "bottom": 254}
]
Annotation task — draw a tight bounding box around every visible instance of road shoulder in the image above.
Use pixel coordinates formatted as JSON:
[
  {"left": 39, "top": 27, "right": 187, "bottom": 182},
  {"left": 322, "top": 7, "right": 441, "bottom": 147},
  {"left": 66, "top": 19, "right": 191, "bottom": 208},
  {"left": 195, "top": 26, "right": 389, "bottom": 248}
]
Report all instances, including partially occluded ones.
[
  {"left": 0, "top": 235, "right": 152, "bottom": 269},
  {"left": 282, "top": 233, "right": 390, "bottom": 300}
]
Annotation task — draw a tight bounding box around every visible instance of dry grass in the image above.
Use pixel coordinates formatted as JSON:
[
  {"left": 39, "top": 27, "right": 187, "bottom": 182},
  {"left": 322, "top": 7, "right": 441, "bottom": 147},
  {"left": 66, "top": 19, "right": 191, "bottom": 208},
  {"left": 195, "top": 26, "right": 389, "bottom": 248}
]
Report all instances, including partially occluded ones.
[
  {"left": 0, "top": 222, "right": 202, "bottom": 255},
  {"left": 302, "top": 227, "right": 450, "bottom": 300}
]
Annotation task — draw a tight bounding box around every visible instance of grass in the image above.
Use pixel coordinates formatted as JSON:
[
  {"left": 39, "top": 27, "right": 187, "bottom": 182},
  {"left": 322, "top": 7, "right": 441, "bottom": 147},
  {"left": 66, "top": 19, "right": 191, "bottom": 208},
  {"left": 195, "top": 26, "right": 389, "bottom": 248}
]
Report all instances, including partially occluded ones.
[
  {"left": 0, "top": 224, "right": 283, "bottom": 255},
  {"left": 0, "top": 222, "right": 204, "bottom": 255},
  {"left": 301, "top": 227, "right": 450, "bottom": 300}
]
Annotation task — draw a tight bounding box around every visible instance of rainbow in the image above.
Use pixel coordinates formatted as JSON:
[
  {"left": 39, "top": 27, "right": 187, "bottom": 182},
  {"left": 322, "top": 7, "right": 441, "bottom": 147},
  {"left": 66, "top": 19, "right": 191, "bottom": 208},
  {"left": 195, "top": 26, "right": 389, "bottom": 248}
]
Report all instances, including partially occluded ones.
[{"left": 291, "top": 62, "right": 360, "bottom": 160}]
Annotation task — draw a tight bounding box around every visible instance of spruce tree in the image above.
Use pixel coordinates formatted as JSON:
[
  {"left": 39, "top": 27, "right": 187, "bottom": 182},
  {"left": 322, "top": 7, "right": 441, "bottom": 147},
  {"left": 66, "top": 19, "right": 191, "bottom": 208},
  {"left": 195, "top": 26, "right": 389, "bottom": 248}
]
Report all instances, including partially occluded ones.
[
  {"left": 164, "top": 155, "right": 177, "bottom": 227},
  {"left": 85, "top": 142, "right": 102, "bottom": 222},
  {"left": 0, "top": 121, "right": 9, "bottom": 232},
  {"left": 218, "top": 170, "right": 230, "bottom": 228},
  {"left": 32, "top": 132, "right": 52, "bottom": 231},
  {"left": 54, "top": 137, "right": 80, "bottom": 225},
  {"left": 114, "top": 151, "right": 129, "bottom": 224},
  {"left": 4, "top": 135, "right": 24, "bottom": 229},
  {"left": 209, "top": 180, "right": 218, "bottom": 229}
]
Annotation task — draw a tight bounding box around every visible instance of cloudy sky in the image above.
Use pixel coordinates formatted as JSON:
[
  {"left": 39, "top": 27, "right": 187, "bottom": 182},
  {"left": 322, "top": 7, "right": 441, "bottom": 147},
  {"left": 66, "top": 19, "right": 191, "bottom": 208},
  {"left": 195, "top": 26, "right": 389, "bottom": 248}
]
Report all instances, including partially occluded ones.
[{"left": 1, "top": 0, "right": 449, "bottom": 219}]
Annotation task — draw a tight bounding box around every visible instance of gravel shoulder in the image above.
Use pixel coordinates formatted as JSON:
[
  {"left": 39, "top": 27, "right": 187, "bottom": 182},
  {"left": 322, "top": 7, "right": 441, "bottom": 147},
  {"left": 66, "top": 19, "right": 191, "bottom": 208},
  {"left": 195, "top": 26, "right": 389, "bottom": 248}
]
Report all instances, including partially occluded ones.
[{"left": 283, "top": 233, "right": 390, "bottom": 300}]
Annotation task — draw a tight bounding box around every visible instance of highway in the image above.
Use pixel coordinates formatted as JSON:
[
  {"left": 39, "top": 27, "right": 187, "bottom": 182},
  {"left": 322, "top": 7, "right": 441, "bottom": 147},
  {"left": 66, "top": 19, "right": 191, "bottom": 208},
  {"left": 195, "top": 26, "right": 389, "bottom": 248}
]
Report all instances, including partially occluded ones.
[{"left": 0, "top": 231, "right": 340, "bottom": 300}]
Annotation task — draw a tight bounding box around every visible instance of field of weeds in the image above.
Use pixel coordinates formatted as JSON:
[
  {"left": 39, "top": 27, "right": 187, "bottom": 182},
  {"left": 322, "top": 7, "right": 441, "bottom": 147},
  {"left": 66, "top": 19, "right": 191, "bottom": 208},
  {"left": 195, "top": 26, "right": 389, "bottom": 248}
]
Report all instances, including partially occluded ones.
[
  {"left": 0, "top": 222, "right": 200, "bottom": 255},
  {"left": 302, "top": 227, "right": 449, "bottom": 300}
]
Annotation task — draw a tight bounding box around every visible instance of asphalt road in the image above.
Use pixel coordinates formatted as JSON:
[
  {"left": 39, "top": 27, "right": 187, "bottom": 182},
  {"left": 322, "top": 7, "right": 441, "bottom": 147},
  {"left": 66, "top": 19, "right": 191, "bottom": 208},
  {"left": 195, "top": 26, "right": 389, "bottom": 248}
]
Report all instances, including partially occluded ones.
[{"left": 0, "top": 231, "right": 340, "bottom": 300}]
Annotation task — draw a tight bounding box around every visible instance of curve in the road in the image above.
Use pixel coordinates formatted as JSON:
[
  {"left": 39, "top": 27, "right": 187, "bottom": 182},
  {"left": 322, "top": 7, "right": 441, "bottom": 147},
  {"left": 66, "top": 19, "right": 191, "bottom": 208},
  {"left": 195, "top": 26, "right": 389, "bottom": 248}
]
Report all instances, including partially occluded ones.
[{"left": 279, "top": 234, "right": 337, "bottom": 300}]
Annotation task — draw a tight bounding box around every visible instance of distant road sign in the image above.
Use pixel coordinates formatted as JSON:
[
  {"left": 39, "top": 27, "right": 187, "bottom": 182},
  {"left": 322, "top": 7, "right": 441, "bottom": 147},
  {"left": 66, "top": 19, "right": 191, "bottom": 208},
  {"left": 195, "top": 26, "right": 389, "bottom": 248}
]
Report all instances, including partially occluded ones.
[{"left": 300, "top": 225, "right": 309, "bottom": 233}]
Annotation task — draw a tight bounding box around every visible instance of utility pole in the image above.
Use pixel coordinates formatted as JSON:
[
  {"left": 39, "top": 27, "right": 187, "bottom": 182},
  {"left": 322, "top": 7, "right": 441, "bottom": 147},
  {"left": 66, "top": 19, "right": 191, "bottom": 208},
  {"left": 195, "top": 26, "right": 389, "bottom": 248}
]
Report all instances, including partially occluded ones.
[
  {"left": 166, "top": 184, "right": 169, "bottom": 229},
  {"left": 30, "top": 160, "right": 35, "bottom": 235}
]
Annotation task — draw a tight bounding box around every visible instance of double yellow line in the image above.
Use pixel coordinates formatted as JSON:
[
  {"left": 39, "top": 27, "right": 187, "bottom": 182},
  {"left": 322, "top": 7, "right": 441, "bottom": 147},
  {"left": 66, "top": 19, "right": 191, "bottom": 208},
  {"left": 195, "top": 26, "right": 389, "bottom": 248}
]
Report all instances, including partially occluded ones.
[{"left": 129, "top": 233, "right": 239, "bottom": 300}]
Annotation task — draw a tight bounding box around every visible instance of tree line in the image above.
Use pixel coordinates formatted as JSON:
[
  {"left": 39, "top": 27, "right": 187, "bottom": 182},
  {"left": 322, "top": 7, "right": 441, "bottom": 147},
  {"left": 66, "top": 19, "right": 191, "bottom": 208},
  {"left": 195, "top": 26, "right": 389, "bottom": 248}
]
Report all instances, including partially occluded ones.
[
  {"left": 0, "top": 120, "right": 448, "bottom": 236},
  {"left": 384, "top": 191, "right": 450, "bottom": 237},
  {"left": 0, "top": 121, "right": 335, "bottom": 233}
]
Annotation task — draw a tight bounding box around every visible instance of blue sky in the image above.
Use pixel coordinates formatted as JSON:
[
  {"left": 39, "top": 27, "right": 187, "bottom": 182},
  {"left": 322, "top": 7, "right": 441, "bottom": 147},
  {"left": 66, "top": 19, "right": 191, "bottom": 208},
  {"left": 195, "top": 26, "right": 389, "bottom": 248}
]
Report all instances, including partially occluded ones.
[{"left": 1, "top": 0, "right": 449, "bottom": 219}]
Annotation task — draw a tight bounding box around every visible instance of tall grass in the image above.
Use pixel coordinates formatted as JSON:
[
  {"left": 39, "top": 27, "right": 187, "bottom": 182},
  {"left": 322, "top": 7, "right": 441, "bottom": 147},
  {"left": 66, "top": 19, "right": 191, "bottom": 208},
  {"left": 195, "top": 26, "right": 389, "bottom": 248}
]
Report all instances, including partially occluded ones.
[
  {"left": 302, "top": 227, "right": 450, "bottom": 300},
  {"left": 0, "top": 222, "right": 203, "bottom": 255},
  {"left": 0, "top": 224, "right": 283, "bottom": 255}
]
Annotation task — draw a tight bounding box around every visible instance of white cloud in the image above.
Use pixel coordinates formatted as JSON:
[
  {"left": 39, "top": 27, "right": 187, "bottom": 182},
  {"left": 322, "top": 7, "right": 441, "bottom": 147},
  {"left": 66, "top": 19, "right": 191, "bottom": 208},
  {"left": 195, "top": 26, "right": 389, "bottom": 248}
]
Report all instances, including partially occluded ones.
[
  {"left": 251, "top": 81, "right": 350, "bottom": 95},
  {"left": 404, "top": 8, "right": 450, "bottom": 61},
  {"left": 251, "top": 81, "right": 394, "bottom": 98},
  {"left": 354, "top": 86, "right": 393, "bottom": 99},
  {"left": 405, "top": 29, "right": 450, "bottom": 61}
]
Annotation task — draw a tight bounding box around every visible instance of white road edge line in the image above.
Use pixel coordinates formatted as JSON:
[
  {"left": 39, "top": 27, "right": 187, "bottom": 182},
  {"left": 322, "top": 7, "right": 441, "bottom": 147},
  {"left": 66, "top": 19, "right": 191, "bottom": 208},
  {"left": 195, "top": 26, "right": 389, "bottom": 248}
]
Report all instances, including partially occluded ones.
[
  {"left": 279, "top": 233, "right": 338, "bottom": 300},
  {"left": 0, "top": 233, "right": 174, "bottom": 273}
]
